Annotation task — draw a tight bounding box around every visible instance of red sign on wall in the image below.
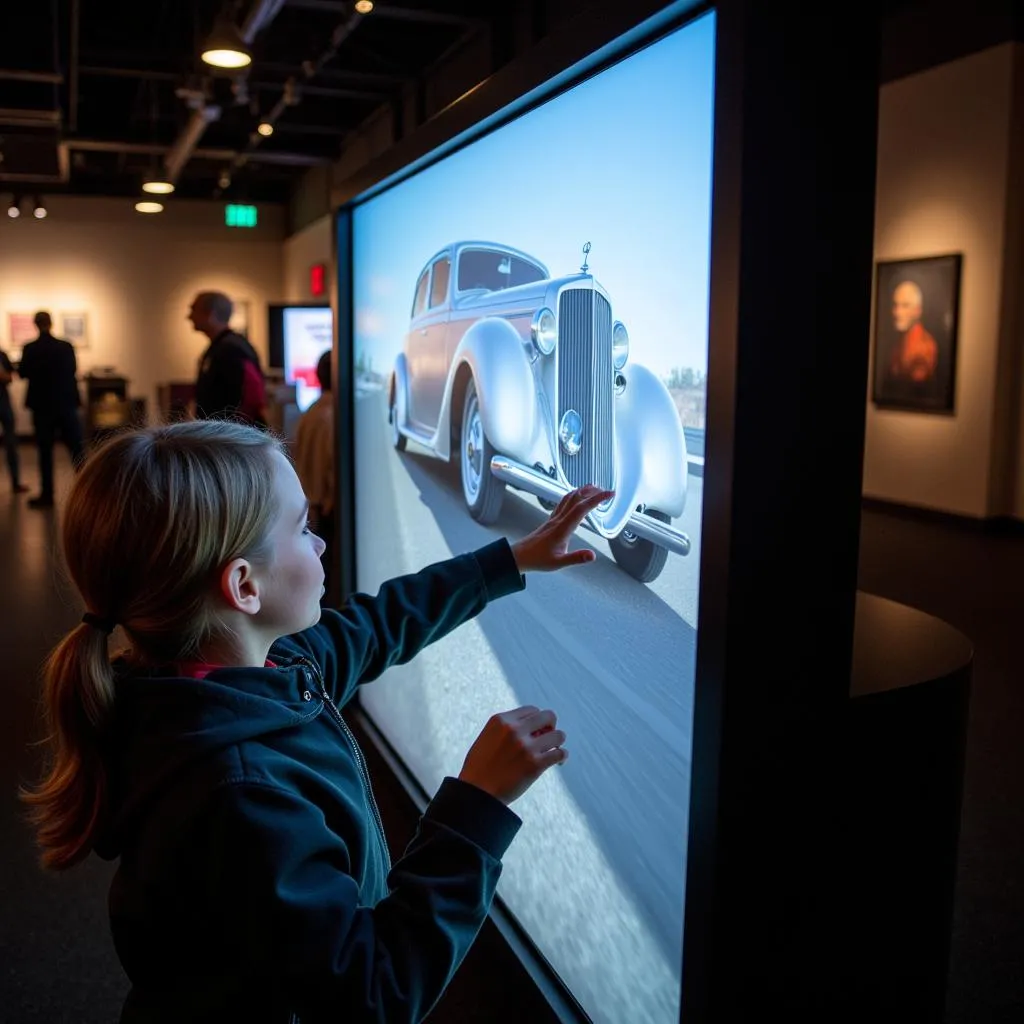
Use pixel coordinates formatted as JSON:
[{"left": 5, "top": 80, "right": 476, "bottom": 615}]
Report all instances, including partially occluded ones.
[{"left": 310, "top": 262, "right": 327, "bottom": 297}]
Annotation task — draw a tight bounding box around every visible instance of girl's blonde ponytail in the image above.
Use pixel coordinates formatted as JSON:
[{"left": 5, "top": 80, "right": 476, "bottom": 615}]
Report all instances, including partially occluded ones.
[{"left": 22, "top": 623, "right": 116, "bottom": 869}]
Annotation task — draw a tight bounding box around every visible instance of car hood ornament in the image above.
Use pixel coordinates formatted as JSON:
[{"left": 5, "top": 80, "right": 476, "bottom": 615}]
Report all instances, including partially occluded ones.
[{"left": 580, "top": 241, "right": 591, "bottom": 274}]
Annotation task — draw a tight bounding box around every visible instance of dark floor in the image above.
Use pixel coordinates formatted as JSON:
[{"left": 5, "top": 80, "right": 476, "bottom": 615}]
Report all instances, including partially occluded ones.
[{"left": 1, "top": 448, "right": 1021, "bottom": 1022}]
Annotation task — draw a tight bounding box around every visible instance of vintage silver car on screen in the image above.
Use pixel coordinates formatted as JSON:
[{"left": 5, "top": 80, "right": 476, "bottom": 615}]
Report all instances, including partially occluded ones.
[{"left": 387, "top": 240, "right": 690, "bottom": 583}]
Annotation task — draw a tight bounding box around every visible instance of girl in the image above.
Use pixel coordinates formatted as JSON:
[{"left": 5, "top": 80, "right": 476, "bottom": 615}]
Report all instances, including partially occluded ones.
[{"left": 23, "top": 419, "right": 611, "bottom": 1023}]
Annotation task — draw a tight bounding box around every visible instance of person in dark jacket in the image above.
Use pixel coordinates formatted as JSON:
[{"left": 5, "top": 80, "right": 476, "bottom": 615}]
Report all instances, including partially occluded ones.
[
  {"left": 189, "top": 291, "right": 267, "bottom": 426},
  {"left": 0, "top": 345, "right": 28, "bottom": 493},
  {"left": 22, "top": 419, "right": 610, "bottom": 1023},
  {"left": 17, "top": 311, "right": 84, "bottom": 508}
]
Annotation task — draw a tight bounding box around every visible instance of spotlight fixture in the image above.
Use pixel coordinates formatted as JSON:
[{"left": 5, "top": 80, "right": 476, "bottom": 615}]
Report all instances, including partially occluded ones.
[
  {"left": 201, "top": 18, "right": 252, "bottom": 69},
  {"left": 354, "top": 0, "right": 374, "bottom": 13},
  {"left": 142, "top": 179, "right": 175, "bottom": 195},
  {"left": 257, "top": 121, "right": 274, "bottom": 137},
  {"left": 135, "top": 201, "right": 164, "bottom": 214},
  {"left": 7, "top": 197, "right": 20, "bottom": 218},
  {"left": 218, "top": 172, "right": 232, "bottom": 190},
  {"left": 32, "top": 197, "right": 47, "bottom": 219}
]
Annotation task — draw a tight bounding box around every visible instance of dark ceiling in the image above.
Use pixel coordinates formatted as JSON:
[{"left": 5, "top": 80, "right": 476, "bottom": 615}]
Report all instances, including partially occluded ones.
[
  {"left": 3, "top": 1, "right": 1021, "bottom": 207},
  {"left": 0, "top": 0, "right": 493, "bottom": 204}
]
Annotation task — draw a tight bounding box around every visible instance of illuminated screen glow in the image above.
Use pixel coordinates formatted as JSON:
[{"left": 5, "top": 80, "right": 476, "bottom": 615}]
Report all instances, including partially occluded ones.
[
  {"left": 349, "top": 11, "right": 714, "bottom": 1022},
  {"left": 282, "top": 306, "right": 333, "bottom": 411}
]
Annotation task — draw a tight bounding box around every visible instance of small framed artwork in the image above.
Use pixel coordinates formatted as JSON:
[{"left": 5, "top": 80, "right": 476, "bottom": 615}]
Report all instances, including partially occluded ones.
[
  {"left": 61, "top": 311, "right": 89, "bottom": 349},
  {"left": 872, "top": 254, "right": 962, "bottom": 413},
  {"left": 7, "top": 312, "right": 37, "bottom": 358}
]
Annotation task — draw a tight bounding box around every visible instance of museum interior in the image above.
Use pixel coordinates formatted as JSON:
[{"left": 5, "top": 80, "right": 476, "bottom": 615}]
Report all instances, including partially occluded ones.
[{"left": 1, "top": 1, "right": 1022, "bottom": 1022}]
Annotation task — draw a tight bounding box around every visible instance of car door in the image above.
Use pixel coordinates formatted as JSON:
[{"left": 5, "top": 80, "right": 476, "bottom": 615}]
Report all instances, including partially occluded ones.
[
  {"left": 406, "top": 267, "right": 430, "bottom": 426},
  {"left": 410, "top": 255, "right": 452, "bottom": 430}
]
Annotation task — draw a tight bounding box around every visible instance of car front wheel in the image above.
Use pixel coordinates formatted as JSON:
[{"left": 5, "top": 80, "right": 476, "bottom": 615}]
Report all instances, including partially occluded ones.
[
  {"left": 389, "top": 393, "right": 407, "bottom": 452},
  {"left": 461, "top": 380, "right": 505, "bottom": 524},
  {"left": 609, "top": 509, "right": 670, "bottom": 583}
]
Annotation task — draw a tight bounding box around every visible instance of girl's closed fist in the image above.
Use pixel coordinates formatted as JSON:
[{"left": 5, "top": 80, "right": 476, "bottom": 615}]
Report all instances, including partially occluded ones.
[{"left": 458, "top": 705, "right": 568, "bottom": 805}]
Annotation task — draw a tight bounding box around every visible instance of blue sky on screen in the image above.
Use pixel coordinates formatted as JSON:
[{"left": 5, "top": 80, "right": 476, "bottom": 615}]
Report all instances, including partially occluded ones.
[{"left": 352, "top": 10, "right": 715, "bottom": 383}]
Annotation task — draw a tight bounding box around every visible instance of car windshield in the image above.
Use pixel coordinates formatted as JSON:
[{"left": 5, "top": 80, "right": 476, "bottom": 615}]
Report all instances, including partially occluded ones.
[{"left": 457, "top": 249, "right": 546, "bottom": 293}]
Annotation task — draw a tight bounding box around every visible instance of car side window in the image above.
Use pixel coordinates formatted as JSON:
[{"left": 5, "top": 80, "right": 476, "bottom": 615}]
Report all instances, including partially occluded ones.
[
  {"left": 412, "top": 270, "right": 429, "bottom": 318},
  {"left": 429, "top": 258, "right": 451, "bottom": 308}
]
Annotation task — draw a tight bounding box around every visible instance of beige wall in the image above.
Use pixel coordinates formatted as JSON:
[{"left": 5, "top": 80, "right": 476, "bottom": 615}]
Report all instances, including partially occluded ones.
[
  {"left": 864, "top": 43, "right": 1018, "bottom": 518},
  {"left": 0, "top": 196, "right": 285, "bottom": 432},
  {"left": 282, "top": 214, "right": 333, "bottom": 303}
]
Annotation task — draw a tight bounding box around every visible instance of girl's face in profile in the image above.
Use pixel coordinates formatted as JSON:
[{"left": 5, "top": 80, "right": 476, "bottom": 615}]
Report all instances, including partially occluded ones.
[{"left": 258, "top": 450, "right": 328, "bottom": 636}]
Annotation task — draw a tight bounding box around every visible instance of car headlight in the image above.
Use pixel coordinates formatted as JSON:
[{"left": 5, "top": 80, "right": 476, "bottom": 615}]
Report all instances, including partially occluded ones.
[
  {"left": 531, "top": 307, "right": 557, "bottom": 356},
  {"left": 559, "top": 409, "right": 583, "bottom": 456},
  {"left": 612, "top": 321, "right": 629, "bottom": 369}
]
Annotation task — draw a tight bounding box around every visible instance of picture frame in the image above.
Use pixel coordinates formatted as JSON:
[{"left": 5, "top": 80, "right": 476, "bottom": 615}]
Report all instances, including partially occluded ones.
[
  {"left": 61, "top": 311, "right": 90, "bottom": 349},
  {"left": 872, "top": 253, "right": 962, "bottom": 414},
  {"left": 6, "top": 312, "right": 37, "bottom": 360}
]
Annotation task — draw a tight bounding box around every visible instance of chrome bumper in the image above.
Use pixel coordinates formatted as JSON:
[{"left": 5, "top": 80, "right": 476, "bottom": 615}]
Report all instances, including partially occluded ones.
[{"left": 490, "top": 456, "right": 691, "bottom": 557}]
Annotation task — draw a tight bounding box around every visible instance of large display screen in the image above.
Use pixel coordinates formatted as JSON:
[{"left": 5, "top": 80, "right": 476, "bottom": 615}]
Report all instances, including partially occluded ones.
[
  {"left": 268, "top": 304, "right": 333, "bottom": 411},
  {"left": 349, "top": 11, "right": 714, "bottom": 1022}
]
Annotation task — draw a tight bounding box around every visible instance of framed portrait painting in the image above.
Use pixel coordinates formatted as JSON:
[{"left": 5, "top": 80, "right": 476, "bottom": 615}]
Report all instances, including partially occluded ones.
[{"left": 872, "top": 254, "right": 962, "bottom": 413}]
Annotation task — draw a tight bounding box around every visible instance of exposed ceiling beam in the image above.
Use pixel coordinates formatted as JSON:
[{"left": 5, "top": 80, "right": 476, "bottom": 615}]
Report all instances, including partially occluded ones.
[
  {"left": 79, "top": 65, "right": 180, "bottom": 82},
  {"left": 76, "top": 64, "right": 384, "bottom": 100},
  {"left": 286, "top": 1, "right": 484, "bottom": 27},
  {"left": 259, "top": 62, "right": 408, "bottom": 86},
  {"left": 0, "top": 108, "right": 62, "bottom": 128},
  {"left": 63, "top": 139, "right": 330, "bottom": 167},
  {"left": 266, "top": 121, "right": 349, "bottom": 135},
  {"left": 0, "top": 69, "right": 63, "bottom": 84},
  {"left": 254, "top": 81, "right": 384, "bottom": 100},
  {"left": 78, "top": 54, "right": 407, "bottom": 88}
]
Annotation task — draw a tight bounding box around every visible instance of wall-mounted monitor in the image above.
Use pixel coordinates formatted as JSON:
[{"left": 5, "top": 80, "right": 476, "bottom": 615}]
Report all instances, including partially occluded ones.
[
  {"left": 342, "top": 6, "right": 715, "bottom": 1022},
  {"left": 267, "top": 302, "right": 333, "bottom": 411}
]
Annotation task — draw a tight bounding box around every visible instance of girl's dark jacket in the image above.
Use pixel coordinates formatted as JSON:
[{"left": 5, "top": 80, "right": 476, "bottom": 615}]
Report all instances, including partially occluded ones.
[{"left": 97, "top": 540, "right": 526, "bottom": 1023}]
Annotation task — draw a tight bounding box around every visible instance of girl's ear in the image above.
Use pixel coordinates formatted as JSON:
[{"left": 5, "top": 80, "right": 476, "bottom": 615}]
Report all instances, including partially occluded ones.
[{"left": 219, "top": 558, "right": 261, "bottom": 617}]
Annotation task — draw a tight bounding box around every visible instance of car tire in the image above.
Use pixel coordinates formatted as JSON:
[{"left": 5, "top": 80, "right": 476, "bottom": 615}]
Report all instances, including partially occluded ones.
[
  {"left": 461, "top": 379, "right": 505, "bottom": 524},
  {"left": 390, "top": 394, "right": 407, "bottom": 452},
  {"left": 609, "top": 509, "right": 670, "bottom": 583}
]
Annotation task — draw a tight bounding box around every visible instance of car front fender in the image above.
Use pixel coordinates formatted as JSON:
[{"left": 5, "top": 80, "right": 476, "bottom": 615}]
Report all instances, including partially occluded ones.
[
  {"left": 609, "top": 362, "right": 688, "bottom": 522},
  {"left": 434, "top": 318, "right": 538, "bottom": 462}
]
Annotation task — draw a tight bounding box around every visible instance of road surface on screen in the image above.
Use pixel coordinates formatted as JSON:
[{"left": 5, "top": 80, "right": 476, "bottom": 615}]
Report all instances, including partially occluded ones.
[{"left": 355, "top": 383, "right": 702, "bottom": 1024}]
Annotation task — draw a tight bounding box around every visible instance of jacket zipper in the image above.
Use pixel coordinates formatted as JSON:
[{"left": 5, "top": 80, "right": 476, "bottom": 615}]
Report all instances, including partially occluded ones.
[{"left": 296, "top": 657, "right": 392, "bottom": 873}]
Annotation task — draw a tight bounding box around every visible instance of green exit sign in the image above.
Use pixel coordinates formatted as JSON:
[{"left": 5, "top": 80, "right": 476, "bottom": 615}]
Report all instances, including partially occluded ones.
[{"left": 225, "top": 204, "right": 258, "bottom": 228}]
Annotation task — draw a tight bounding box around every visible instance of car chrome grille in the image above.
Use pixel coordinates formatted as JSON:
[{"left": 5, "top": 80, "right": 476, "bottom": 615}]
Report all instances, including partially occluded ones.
[{"left": 557, "top": 287, "right": 614, "bottom": 491}]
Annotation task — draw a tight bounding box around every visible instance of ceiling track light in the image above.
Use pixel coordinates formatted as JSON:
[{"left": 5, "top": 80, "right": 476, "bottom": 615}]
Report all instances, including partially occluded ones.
[
  {"left": 32, "top": 196, "right": 47, "bottom": 219},
  {"left": 354, "top": 0, "right": 374, "bottom": 13},
  {"left": 142, "top": 179, "right": 175, "bottom": 195},
  {"left": 7, "top": 196, "right": 21, "bottom": 218},
  {"left": 201, "top": 17, "right": 253, "bottom": 70},
  {"left": 257, "top": 121, "right": 274, "bottom": 137},
  {"left": 135, "top": 200, "right": 164, "bottom": 214}
]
